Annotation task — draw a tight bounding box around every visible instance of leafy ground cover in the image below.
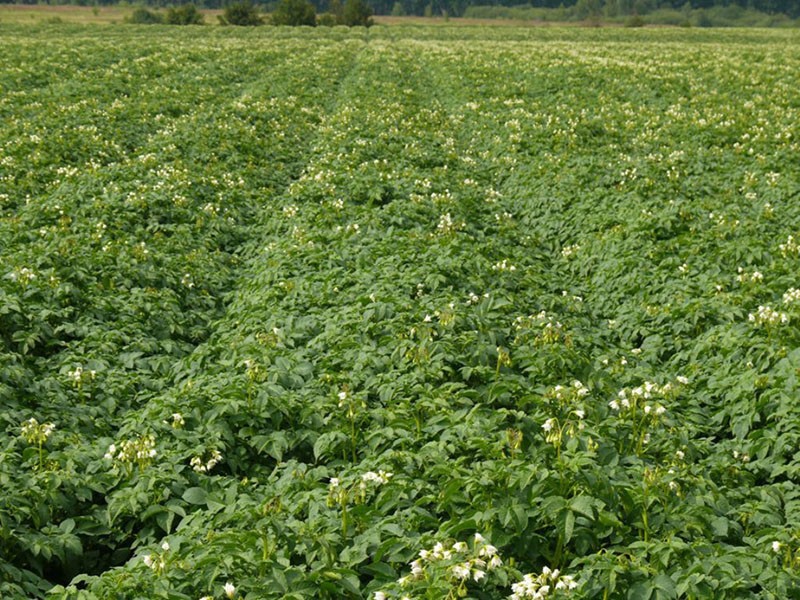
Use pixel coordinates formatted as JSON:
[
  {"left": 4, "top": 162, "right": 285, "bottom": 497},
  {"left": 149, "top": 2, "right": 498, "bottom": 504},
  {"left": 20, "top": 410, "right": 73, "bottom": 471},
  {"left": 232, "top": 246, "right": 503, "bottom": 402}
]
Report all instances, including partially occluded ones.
[{"left": 2, "top": 24, "right": 800, "bottom": 600}]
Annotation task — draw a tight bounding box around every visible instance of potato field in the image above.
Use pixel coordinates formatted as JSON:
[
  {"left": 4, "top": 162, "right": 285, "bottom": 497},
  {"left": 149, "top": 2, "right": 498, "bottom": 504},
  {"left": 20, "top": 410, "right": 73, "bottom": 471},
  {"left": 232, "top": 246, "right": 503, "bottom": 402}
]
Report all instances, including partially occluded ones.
[{"left": 2, "top": 24, "right": 800, "bottom": 600}]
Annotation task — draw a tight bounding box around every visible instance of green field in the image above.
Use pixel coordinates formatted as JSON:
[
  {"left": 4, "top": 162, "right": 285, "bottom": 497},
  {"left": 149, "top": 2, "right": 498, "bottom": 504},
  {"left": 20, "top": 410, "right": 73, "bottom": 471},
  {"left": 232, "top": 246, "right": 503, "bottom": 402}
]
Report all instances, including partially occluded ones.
[{"left": 2, "top": 23, "right": 800, "bottom": 599}]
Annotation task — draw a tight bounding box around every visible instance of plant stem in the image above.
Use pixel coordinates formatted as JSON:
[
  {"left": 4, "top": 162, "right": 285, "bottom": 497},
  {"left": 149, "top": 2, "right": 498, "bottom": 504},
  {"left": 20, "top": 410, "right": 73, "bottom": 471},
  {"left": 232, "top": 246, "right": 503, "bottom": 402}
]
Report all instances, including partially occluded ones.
[
  {"left": 642, "top": 485, "right": 650, "bottom": 541},
  {"left": 350, "top": 415, "right": 357, "bottom": 462}
]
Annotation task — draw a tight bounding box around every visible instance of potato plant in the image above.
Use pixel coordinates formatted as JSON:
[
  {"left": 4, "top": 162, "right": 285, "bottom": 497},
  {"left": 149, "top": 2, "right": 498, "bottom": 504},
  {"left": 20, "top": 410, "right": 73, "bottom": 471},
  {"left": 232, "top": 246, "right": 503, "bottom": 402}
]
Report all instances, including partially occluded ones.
[{"left": 1, "top": 24, "right": 799, "bottom": 600}]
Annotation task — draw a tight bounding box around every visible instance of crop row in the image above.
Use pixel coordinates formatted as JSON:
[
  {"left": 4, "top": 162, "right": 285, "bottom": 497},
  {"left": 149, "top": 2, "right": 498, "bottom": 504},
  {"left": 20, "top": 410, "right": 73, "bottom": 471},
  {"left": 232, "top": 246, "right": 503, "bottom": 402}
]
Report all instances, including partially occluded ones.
[{"left": 0, "top": 30, "right": 365, "bottom": 597}]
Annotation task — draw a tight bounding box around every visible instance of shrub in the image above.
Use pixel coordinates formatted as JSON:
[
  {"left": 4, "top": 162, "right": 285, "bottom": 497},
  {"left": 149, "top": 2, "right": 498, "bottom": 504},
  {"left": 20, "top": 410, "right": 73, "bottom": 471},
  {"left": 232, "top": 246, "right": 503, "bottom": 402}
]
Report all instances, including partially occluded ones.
[
  {"left": 317, "top": 12, "right": 337, "bottom": 25},
  {"left": 329, "top": 0, "right": 344, "bottom": 21},
  {"left": 270, "top": 0, "right": 316, "bottom": 26},
  {"left": 341, "top": 0, "right": 372, "bottom": 26},
  {"left": 219, "top": 0, "right": 265, "bottom": 25},
  {"left": 625, "top": 14, "right": 645, "bottom": 27},
  {"left": 694, "top": 9, "right": 713, "bottom": 27},
  {"left": 165, "top": 4, "right": 205, "bottom": 25},
  {"left": 126, "top": 7, "right": 164, "bottom": 23},
  {"left": 574, "top": 0, "right": 601, "bottom": 20},
  {"left": 643, "top": 7, "right": 687, "bottom": 26}
]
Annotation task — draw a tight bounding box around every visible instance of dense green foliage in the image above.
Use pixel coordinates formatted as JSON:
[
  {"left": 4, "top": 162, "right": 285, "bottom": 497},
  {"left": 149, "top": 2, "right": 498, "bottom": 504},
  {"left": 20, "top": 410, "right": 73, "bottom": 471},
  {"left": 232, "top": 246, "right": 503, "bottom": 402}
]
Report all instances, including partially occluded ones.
[
  {"left": 270, "top": 0, "right": 317, "bottom": 25},
  {"left": 165, "top": 3, "right": 205, "bottom": 24},
  {"left": 124, "top": 4, "right": 205, "bottom": 25},
  {"left": 125, "top": 6, "right": 164, "bottom": 23},
  {"left": 463, "top": 2, "right": 798, "bottom": 26},
  {"left": 219, "top": 0, "right": 266, "bottom": 25},
  {"left": 2, "top": 24, "right": 800, "bottom": 600},
  {"left": 316, "top": 0, "right": 373, "bottom": 27},
  {"left": 341, "top": 0, "right": 373, "bottom": 26}
]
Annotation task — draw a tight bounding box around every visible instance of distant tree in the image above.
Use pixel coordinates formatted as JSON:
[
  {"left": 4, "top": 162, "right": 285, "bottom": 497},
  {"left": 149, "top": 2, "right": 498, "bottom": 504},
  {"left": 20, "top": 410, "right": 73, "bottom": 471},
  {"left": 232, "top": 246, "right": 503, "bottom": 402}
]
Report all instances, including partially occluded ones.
[
  {"left": 604, "top": 0, "right": 637, "bottom": 16},
  {"left": 694, "top": 8, "right": 713, "bottom": 25},
  {"left": 574, "top": 0, "right": 601, "bottom": 19},
  {"left": 329, "top": 0, "right": 344, "bottom": 21},
  {"left": 126, "top": 6, "right": 164, "bottom": 23},
  {"left": 341, "top": 0, "right": 373, "bottom": 24},
  {"left": 219, "top": 0, "right": 265, "bottom": 24},
  {"left": 624, "top": 13, "right": 645, "bottom": 25},
  {"left": 271, "top": 0, "right": 317, "bottom": 25},
  {"left": 632, "top": 0, "right": 656, "bottom": 14},
  {"left": 317, "top": 11, "right": 338, "bottom": 23},
  {"left": 619, "top": 0, "right": 636, "bottom": 14},
  {"left": 165, "top": 3, "right": 204, "bottom": 24}
]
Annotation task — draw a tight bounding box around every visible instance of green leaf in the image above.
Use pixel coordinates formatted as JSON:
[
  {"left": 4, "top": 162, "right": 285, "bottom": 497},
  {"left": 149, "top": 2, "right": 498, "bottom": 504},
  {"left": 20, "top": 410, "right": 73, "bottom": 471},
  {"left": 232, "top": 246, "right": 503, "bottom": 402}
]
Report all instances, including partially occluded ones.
[
  {"left": 339, "top": 573, "right": 361, "bottom": 595},
  {"left": 654, "top": 574, "right": 677, "bottom": 599},
  {"left": 512, "top": 504, "right": 529, "bottom": 530},
  {"left": 710, "top": 516, "right": 729, "bottom": 538},
  {"left": 362, "top": 562, "right": 397, "bottom": 580},
  {"left": 563, "top": 509, "right": 575, "bottom": 543},
  {"left": 59, "top": 518, "right": 76, "bottom": 534},
  {"left": 570, "top": 495, "right": 596, "bottom": 519},
  {"left": 182, "top": 487, "right": 208, "bottom": 505},
  {"left": 314, "top": 432, "right": 345, "bottom": 461},
  {"left": 443, "top": 518, "right": 477, "bottom": 537},
  {"left": 627, "top": 581, "right": 653, "bottom": 600}
]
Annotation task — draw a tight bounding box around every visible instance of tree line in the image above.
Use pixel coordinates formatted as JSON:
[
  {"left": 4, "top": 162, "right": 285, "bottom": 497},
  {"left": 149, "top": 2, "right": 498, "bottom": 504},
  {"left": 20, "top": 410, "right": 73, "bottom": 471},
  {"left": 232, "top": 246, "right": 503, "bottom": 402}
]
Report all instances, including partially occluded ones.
[
  {"left": 126, "top": 0, "right": 373, "bottom": 25},
  {"left": 1, "top": 0, "right": 797, "bottom": 19}
]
